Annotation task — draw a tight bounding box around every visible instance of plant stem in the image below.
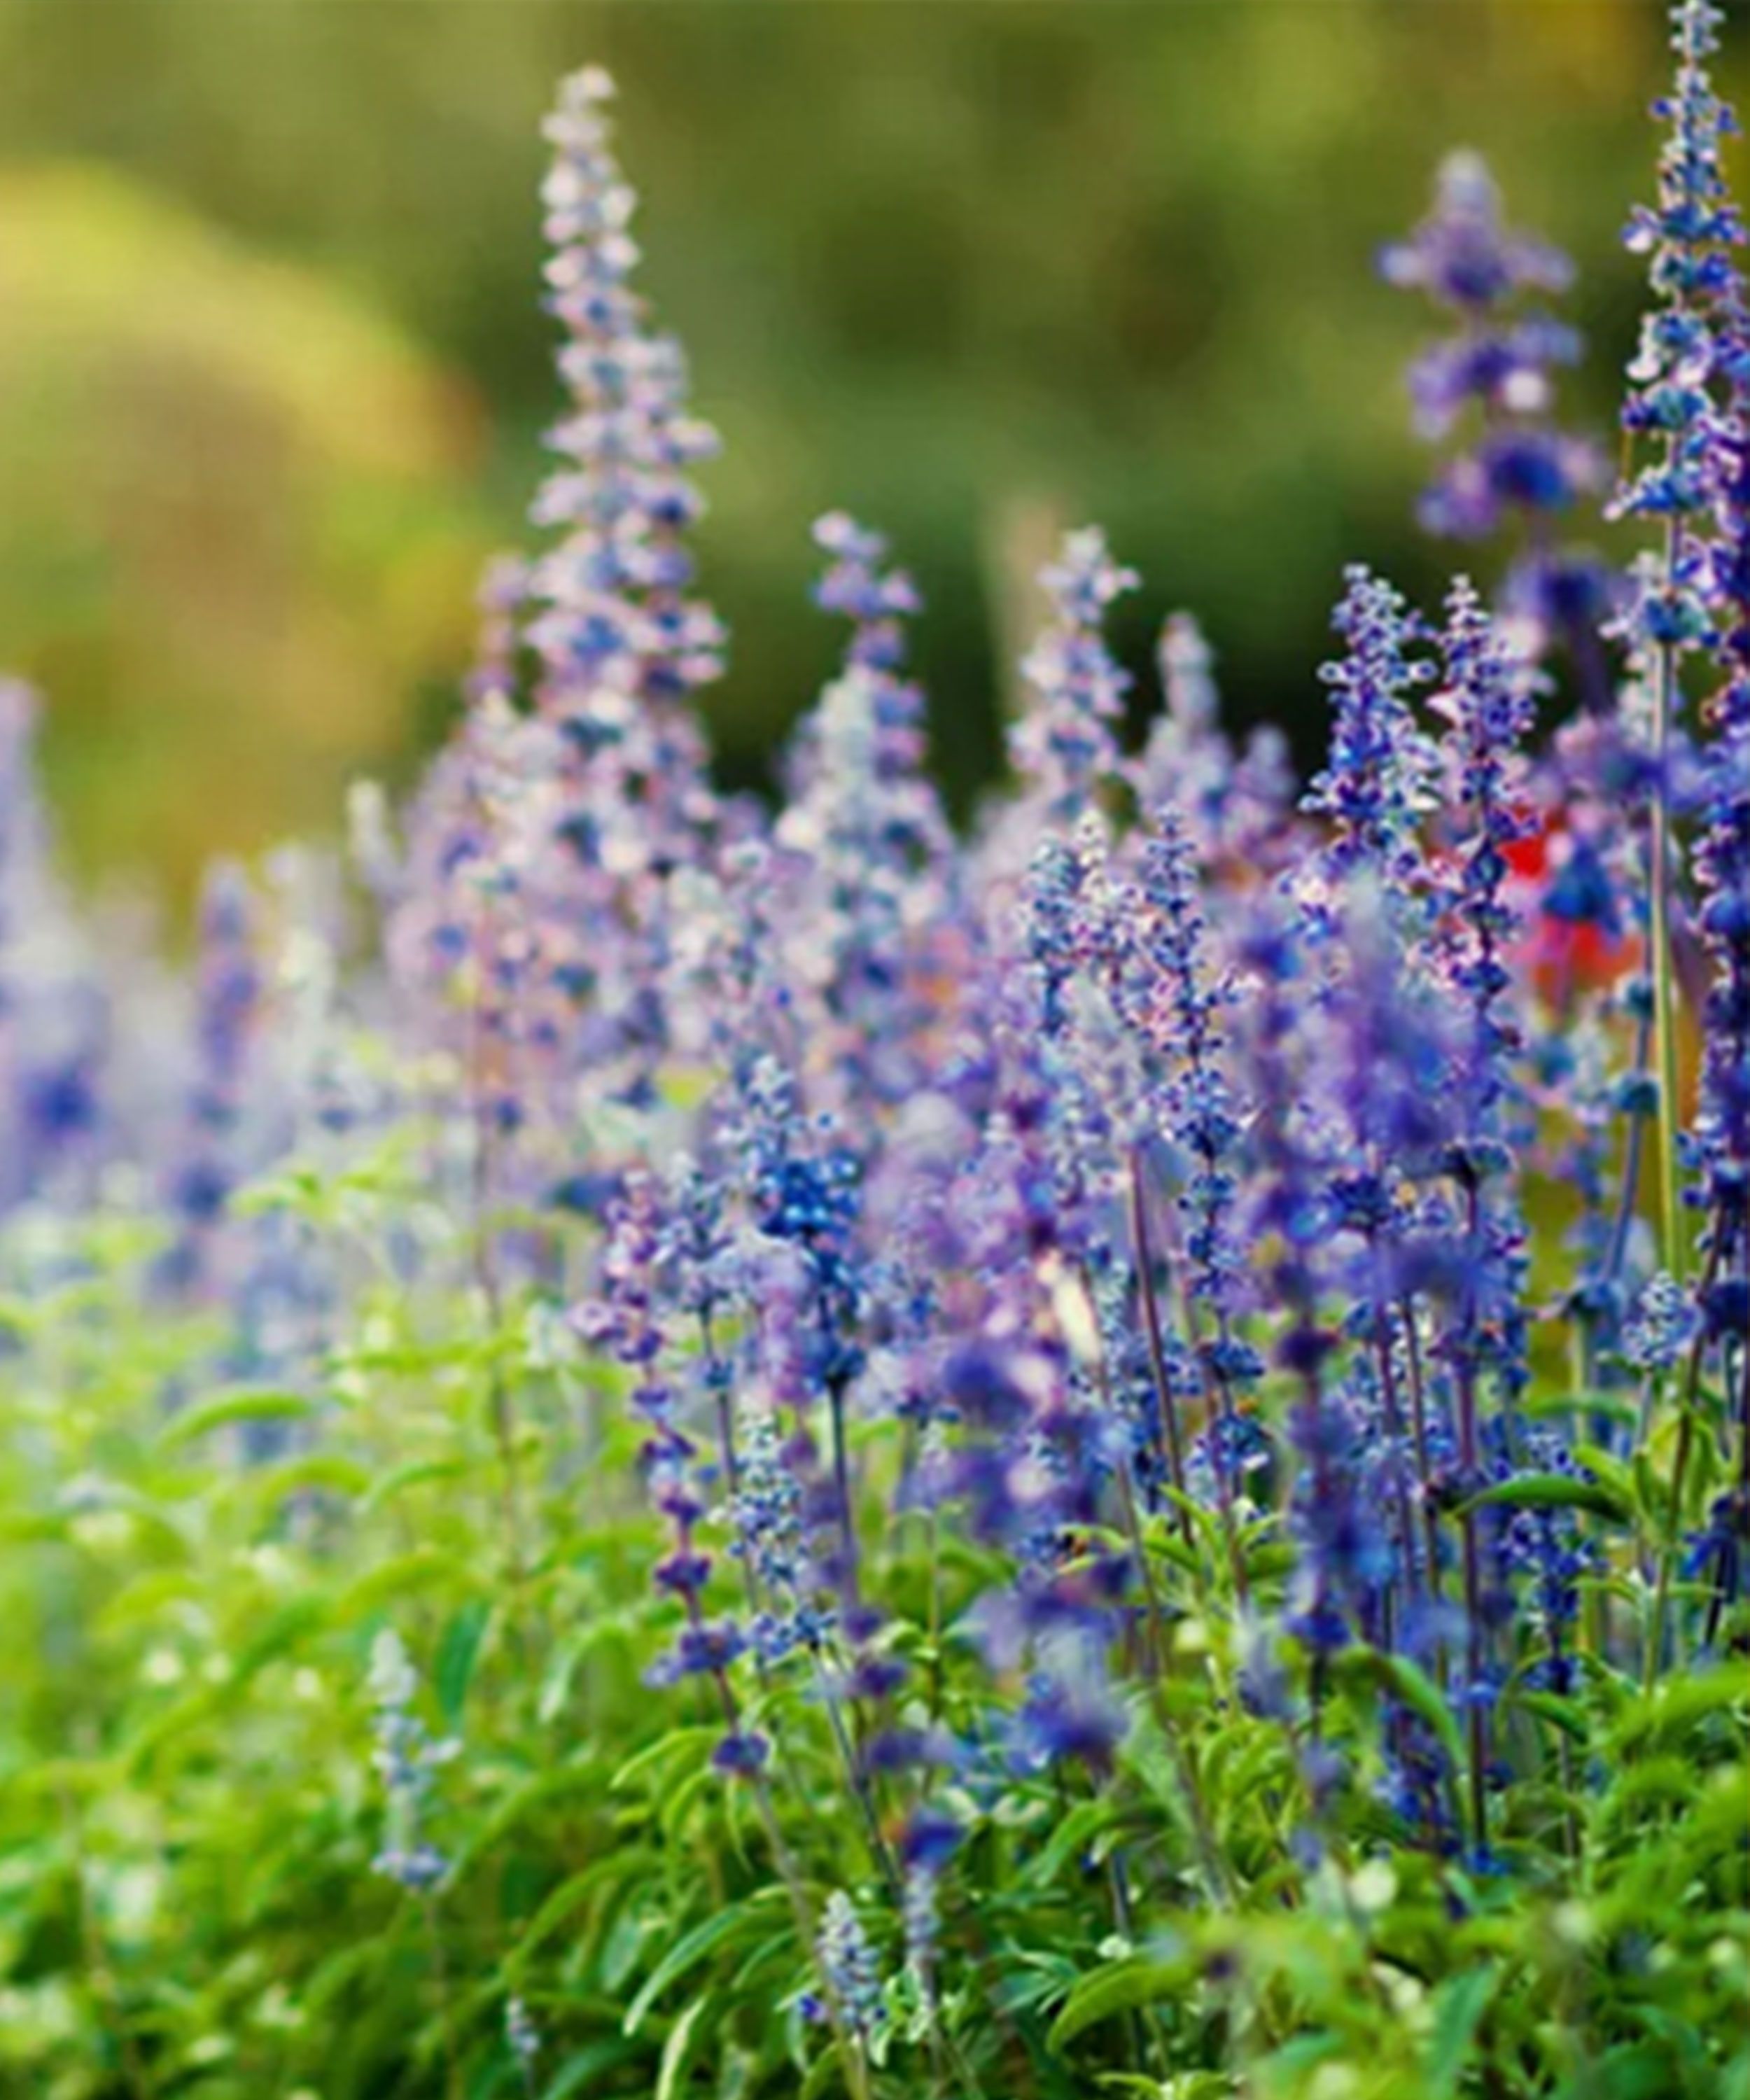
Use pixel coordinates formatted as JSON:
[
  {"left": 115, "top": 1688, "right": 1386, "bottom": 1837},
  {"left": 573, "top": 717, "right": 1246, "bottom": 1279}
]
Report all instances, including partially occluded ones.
[
  {"left": 1455, "top": 1183, "right": 1490, "bottom": 1862},
  {"left": 1644, "top": 1229, "right": 1724, "bottom": 1688},
  {"left": 827, "top": 1372, "right": 859, "bottom": 1603},
  {"left": 421, "top": 1896, "right": 464, "bottom": 2100},
  {"left": 1606, "top": 1009, "right": 1655, "bottom": 1286},
  {"left": 1648, "top": 537, "right": 1689, "bottom": 1287},
  {"left": 1127, "top": 1154, "right": 1193, "bottom": 1545},
  {"left": 1111, "top": 1457, "right": 1235, "bottom": 1907},
  {"left": 1364, "top": 1236, "right": 1422, "bottom": 1621},
  {"left": 61, "top": 1783, "right": 151, "bottom": 2100},
  {"left": 751, "top": 1782, "right": 874, "bottom": 2100},
  {"left": 810, "top": 1648, "right": 900, "bottom": 1897},
  {"left": 1397, "top": 1295, "right": 1446, "bottom": 1611}
]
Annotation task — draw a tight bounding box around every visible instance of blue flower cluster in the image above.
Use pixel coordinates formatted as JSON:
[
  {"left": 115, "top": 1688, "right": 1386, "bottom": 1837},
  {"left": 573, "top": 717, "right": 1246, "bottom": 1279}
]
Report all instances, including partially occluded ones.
[{"left": 2, "top": 19, "right": 1746, "bottom": 2071}]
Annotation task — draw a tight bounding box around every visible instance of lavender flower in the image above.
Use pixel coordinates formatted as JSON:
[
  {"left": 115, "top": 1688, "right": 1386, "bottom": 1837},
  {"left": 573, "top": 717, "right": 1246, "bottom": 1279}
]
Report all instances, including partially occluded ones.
[
  {"left": 738, "top": 1056, "right": 867, "bottom": 1405},
  {"left": 816, "top": 1890, "right": 886, "bottom": 2040},
  {"left": 1693, "top": 293, "right": 1750, "bottom": 1250},
  {"left": 0, "top": 680, "right": 108, "bottom": 1212},
  {"left": 1011, "top": 1630, "right": 1131, "bottom": 1772},
  {"left": 528, "top": 69, "right": 724, "bottom": 733},
  {"left": 1008, "top": 528, "right": 1138, "bottom": 822},
  {"left": 1112, "top": 804, "right": 1260, "bottom": 1513},
  {"left": 1431, "top": 577, "right": 1539, "bottom": 1135},
  {"left": 1132, "top": 805, "right": 1250, "bottom": 1330},
  {"left": 1381, "top": 149, "right": 1574, "bottom": 321},
  {"left": 1382, "top": 152, "right": 1611, "bottom": 654},
  {"left": 592, "top": 1171, "right": 759, "bottom": 1760},
  {"left": 773, "top": 514, "right": 955, "bottom": 1107},
  {"left": 165, "top": 862, "right": 262, "bottom": 1278},
  {"left": 1301, "top": 567, "right": 1438, "bottom": 916},
  {"left": 368, "top": 1632, "right": 456, "bottom": 1893},
  {"left": 732, "top": 1404, "right": 818, "bottom": 1662},
  {"left": 505, "top": 1996, "right": 540, "bottom": 2076},
  {"left": 901, "top": 1863, "right": 941, "bottom": 2002},
  {"left": 1613, "top": 0, "right": 1741, "bottom": 655},
  {"left": 515, "top": 68, "right": 729, "bottom": 1105},
  {"left": 1136, "top": 614, "right": 1296, "bottom": 871},
  {"left": 1623, "top": 1269, "right": 1702, "bottom": 1371}
]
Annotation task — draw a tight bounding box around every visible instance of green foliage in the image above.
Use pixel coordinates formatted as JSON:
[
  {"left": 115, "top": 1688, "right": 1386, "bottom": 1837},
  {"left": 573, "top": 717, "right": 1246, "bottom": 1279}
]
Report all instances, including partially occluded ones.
[
  {"left": 0, "top": 160, "right": 489, "bottom": 902},
  {"left": 0, "top": 1156, "right": 1743, "bottom": 2098}
]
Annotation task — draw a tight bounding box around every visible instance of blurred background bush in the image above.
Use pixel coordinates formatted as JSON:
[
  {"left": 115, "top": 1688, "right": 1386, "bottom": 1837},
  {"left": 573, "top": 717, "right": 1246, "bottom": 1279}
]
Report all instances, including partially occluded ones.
[{"left": 0, "top": 0, "right": 1712, "bottom": 906}]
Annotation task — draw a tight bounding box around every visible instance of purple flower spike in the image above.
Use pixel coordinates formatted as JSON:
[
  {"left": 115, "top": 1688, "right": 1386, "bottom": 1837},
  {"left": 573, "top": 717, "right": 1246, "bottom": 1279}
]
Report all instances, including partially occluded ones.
[{"left": 1009, "top": 528, "right": 1138, "bottom": 822}]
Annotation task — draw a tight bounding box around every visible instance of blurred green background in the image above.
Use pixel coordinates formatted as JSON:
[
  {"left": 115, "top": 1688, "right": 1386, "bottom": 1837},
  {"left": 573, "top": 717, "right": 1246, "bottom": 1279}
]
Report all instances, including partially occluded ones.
[{"left": 0, "top": 0, "right": 1712, "bottom": 904}]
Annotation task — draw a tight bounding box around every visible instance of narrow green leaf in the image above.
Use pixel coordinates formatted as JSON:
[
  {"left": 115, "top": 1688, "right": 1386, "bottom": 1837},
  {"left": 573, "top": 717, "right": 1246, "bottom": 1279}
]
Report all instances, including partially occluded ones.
[
  {"left": 1509, "top": 1688, "right": 1589, "bottom": 1744},
  {"left": 610, "top": 1725, "right": 719, "bottom": 1798},
  {"left": 1046, "top": 1955, "right": 1189, "bottom": 2052},
  {"left": 1027, "top": 1796, "right": 1124, "bottom": 1888},
  {"left": 507, "top": 1858, "right": 643, "bottom": 1973},
  {"left": 799, "top": 2040, "right": 850, "bottom": 2100},
  {"left": 437, "top": 1598, "right": 492, "bottom": 1724},
  {"left": 336, "top": 1548, "right": 474, "bottom": 1619},
  {"left": 234, "top": 1595, "right": 330, "bottom": 1677},
  {"left": 1338, "top": 1648, "right": 1464, "bottom": 1774},
  {"left": 655, "top": 1993, "right": 713, "bottom": 2100},
  {"left": 1461, "top": 1471, "right": 1630, "bottom": 1524},
  {"left": 624, "top": 1892, "right": 788, "bottom": 2036},
  {"left": 157, "top": 1387, "right": 318, "bottom": 1450},
  {"left": 240, "top": 1451, "right": 372, "bottom": 1503},
  {"left": 1609, "top": 1665, "right": 1750, "bottom": 1754},
  {"left": 451, "top": 1764, "right": 612, "bottom": 1878},
  {"left": 544, "top": 2039, "right": 645, "bottom": 2098},
  {"left": 1424, "top": 1961, "right": 1499, "bottom": 2096},
  {"left": 360, "top": 1456, "right": 472, "bottom": 1516}
]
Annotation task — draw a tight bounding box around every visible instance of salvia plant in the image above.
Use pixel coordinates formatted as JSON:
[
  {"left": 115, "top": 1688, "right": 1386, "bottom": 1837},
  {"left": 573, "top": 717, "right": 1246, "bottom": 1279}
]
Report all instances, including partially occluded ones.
[{"left": 1, "top": 15, "right": 1746, "bottom": 2100}]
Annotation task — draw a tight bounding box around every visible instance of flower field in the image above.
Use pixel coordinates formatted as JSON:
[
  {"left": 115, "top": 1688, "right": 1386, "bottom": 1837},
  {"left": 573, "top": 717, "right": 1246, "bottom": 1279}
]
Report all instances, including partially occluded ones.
[{"left": 1, "top": 7, "right": 1746, "bottom": 2099}]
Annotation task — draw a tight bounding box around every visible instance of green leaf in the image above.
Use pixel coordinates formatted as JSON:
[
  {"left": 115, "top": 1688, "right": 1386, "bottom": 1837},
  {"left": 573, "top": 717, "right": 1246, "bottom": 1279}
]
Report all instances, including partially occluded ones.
[
  {"left": 1046, "top": 1954, "right": 1190, "bottom": 2052},
  {"left": 360, "top": 1456, "right": 472, "bottom": 1516},
  {"left": 156, "top": 1387, "right": 319, "bottom": 1450},
  {"left": 122, "top": 1686, "right": 223, "bottom": 1774},
  {"left": 655, "top": 1993, "right": 713, "bottom": 2100},
  {"left": 451, "top": 1765, "right": 615, "bottom": 1879},
  {"left": 1424, "top": 1961, "right": 1499, "bottom": 2096},
  {"left": 1509, "top": 1688, "right": 1589, "bottom": 1744},
  {"left": 1609, "top": 1665, "right": 1750, "bottom": 1754},
  {"left": 436, "top": 1598, "right": 492, "bottom": 1724},
  {"left": 1461, "top": 1471, "right": 1631, "bottom": 1524},
  {"left": 336, "top": 1548, "right": 475, "bottom": 1619},
  {"left": 799, "top": 2041, "right": 850, "bottom": 2100},
  {"left": 1337, "top": 1648, "right": 1464, "bottom": 1774},
  {"left": 507, "top": 1858, "right": 643, "bottom": 1973},
  {"left": 610, "top": 1726, "right": 719, "bottom": 1799},
  {"left": 1570, "top": 1443, "right": 1639, "bottom": 1512},
  {"left": 623, "top": 1892, "right": 789, "bottom": 2036},
  {"left": 1525, "top": 1391, "right": 1639, "bottom": 1429},
  {"left": 1027, "top": 1796, "right": 1124, "bottom": 1887},
  {"left": 544, "top": 2039, "right": 645, "bottom": 2099},
  {"left": 234, "top": 1594, "right": 330, "bottom": 1677},
  {"left": 239, "top": 1451, "right": 372, "bottom": 1504}
]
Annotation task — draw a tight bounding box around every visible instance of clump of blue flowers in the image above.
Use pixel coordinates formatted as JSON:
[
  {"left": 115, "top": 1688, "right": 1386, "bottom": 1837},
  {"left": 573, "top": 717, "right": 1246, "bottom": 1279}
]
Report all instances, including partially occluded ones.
[
  {"left": 367, "top": 1630, "right": 456, "bottom": 1895},
  {"left": 1, "top": 22, "right": 1747, "bottom": 2100}
]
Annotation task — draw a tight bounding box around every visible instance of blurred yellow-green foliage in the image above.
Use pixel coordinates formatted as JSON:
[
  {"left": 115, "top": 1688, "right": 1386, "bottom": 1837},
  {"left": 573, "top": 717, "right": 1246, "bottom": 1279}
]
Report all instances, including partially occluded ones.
[
  {"left": 0, "top": 164, "right": 484, "bottom": 899},
  {"left": 0, "top": 0, "right": 1728, "bottom": 899}
]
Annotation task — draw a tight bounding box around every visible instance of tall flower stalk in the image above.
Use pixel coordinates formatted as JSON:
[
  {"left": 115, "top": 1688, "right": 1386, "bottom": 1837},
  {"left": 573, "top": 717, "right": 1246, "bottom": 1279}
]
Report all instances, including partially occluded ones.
[{"left": 1614, "top": 0, "right": 1743, "bottom": 1283}]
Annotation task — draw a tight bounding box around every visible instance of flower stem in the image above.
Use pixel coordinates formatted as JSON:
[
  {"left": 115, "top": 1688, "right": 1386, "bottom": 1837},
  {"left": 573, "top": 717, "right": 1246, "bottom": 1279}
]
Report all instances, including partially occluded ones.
[
  {"left": 420, "top": 1896, "right": 463, "bottom": 2100},
  {"left": 827, "top": 1373, "right": 859, "bottom": 1603},
  {"left": 1644, "top": 1229, "right": 1723, "bottom": 1688},
  {"left": 1126, "top": 1154, "right": 1194, "bottom": 1547},
  {"left": 1648, "top": 559, "right": 1689, "bottom": 1288}
]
